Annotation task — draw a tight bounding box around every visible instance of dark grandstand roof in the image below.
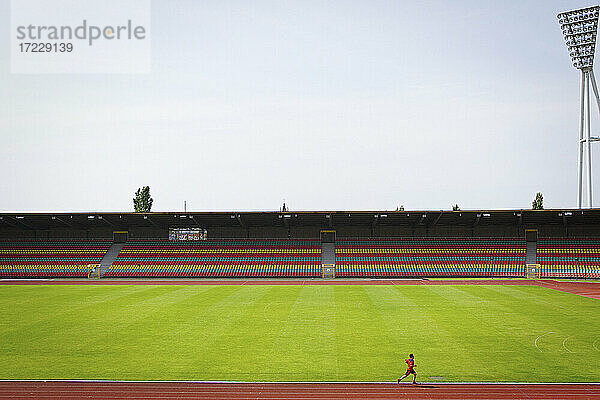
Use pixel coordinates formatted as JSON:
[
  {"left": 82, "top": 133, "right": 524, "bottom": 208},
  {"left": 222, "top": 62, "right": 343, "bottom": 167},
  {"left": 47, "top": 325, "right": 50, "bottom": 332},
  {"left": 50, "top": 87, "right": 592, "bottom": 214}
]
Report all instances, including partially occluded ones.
[{"left": 1, "top": 209, "right": 599, "bottom": 230}]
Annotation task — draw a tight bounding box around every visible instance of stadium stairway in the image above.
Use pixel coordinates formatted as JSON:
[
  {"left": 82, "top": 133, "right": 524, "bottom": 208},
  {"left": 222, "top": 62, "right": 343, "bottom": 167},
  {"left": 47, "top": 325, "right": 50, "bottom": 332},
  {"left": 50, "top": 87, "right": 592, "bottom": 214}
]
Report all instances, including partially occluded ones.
[
  {"left": 321, "top": 242, "right": 335, "bottom": 265},
  {"left": 526, "top": 241, "right": 537, "bottom": 265},
  {"left": 97, "top": 242, "right": 125, "bottom": 277}
]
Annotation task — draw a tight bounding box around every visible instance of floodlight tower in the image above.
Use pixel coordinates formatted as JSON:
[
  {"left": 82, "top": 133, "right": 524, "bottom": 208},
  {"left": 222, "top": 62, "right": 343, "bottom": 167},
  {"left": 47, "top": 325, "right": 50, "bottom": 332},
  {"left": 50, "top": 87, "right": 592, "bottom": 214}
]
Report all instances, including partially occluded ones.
[{"left": 558, "top": 6, "right": 600, "bottom": 208}]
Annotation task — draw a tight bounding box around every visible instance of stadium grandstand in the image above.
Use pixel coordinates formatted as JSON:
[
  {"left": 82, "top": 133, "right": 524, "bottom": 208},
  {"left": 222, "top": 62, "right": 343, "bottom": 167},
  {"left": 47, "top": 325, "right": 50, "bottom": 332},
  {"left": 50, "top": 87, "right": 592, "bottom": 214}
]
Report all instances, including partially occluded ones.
[{"left": 1, "top": 209, "right": 599, "bottom": 279}]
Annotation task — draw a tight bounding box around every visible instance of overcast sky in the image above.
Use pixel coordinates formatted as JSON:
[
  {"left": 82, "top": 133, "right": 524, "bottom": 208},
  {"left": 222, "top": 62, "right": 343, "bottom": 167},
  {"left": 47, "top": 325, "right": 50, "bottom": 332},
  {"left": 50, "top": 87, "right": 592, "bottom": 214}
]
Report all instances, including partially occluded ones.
[{"left": 1, "top": 0, "right": 598, "bottom": 212}]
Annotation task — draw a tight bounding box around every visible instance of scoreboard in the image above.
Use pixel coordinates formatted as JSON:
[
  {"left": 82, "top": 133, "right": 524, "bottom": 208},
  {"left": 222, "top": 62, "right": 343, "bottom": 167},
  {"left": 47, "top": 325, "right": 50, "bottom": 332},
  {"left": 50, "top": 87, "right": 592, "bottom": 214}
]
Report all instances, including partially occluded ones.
[{"left": 168, "top": 228, "right": 207, "bottom": 241}]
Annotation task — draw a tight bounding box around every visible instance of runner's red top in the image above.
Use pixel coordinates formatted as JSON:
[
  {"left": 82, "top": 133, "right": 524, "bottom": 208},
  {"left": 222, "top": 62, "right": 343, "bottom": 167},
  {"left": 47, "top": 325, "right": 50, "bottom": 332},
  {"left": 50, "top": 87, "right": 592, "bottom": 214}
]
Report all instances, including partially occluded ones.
[{"left": 405, "top": 358, "right": 414, "bottom": 369}]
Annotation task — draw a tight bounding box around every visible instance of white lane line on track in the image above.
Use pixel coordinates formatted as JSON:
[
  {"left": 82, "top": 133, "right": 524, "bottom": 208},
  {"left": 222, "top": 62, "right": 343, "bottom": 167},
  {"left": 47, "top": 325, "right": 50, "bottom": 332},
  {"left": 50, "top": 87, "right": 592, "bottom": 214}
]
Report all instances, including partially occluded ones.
[
  {"left": 563, "top": 336, "right": 574, "bottom": 353},
  {"left": 513, "top": 384, "right": 531, "bottom": 399},
  {"left": 535, "top": 332, "right": 553, "bottom": 352}
]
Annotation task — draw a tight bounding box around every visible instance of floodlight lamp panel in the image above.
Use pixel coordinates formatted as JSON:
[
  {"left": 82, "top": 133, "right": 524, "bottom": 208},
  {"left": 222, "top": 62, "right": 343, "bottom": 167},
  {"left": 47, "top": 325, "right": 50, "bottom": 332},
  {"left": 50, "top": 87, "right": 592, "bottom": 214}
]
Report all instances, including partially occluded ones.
[{"left": 558, "top": 5, "right": 600, "bottom": 69}]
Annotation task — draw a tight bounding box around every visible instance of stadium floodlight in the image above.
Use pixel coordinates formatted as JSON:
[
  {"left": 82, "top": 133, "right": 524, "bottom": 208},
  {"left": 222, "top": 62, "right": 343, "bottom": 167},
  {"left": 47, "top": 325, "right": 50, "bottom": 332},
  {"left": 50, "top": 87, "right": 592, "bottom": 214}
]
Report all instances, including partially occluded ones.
[{"left": 558, "top": 6, "right": 600, "bottom": 208}]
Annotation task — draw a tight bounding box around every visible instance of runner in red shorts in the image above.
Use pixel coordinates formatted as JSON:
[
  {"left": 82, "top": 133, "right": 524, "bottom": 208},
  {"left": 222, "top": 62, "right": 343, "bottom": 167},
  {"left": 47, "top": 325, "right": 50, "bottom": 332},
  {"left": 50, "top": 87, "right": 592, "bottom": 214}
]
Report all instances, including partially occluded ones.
[{"left": 397, "top": 353, "right": 417, "bottom": 384}]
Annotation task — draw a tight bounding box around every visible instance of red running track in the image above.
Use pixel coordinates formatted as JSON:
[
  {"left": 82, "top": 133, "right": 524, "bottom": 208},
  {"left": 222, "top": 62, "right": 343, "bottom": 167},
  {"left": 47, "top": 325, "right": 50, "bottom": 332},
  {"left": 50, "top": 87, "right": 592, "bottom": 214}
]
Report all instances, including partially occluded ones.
[
  {"left": 537, "top": 280, "right": 600, "bottom": 300},
  {"left": 0, "top": 381, "right": 599, "bottom": 400}
]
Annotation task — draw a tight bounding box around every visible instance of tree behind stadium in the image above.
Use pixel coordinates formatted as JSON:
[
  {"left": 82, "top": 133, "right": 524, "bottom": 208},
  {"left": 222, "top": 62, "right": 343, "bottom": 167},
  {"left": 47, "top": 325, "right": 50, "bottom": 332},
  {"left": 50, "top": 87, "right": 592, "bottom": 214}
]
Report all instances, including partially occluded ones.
[
  {"left": 532, "top": 192, "right": 544, "bottom": 210},
  {"left": 133, "top": 186, "right": 153, "bottom": 212}
]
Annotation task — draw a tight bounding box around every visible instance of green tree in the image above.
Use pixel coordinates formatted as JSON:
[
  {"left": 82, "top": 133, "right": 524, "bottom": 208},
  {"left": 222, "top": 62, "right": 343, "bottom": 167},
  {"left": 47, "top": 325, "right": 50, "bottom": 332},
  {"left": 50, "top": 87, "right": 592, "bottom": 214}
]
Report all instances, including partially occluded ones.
[
  {"left": 532, "top": 192, "right": 544, "bottom": 210},
  {"left": 133, "top": 186, "right": 153, "bottom": 212},
  {"left": 452, "top": 204, "right": 460, "bottom": 211}
]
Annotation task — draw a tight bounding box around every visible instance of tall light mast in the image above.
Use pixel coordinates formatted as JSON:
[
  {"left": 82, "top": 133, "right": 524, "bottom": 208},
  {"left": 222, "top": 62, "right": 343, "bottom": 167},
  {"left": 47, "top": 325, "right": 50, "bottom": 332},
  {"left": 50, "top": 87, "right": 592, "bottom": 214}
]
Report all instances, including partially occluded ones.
[{"left": 558, "top": 6, "right": 600, "bottom": 208}]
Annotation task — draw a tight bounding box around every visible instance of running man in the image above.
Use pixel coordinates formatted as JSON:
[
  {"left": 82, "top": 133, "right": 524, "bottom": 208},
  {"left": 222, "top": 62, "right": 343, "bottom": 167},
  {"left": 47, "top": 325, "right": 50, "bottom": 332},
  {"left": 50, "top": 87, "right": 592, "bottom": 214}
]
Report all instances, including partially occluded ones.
[{"left": 397, "top": 354, "right": 417, "bottom": 384}]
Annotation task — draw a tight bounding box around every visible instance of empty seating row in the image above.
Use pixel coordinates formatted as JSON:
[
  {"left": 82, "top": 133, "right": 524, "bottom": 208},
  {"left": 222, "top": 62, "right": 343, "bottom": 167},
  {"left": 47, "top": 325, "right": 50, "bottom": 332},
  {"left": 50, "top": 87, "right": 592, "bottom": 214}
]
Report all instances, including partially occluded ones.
[
  {"left": 335, "top": 238, "right": 526, "bottom": 277},
  {"left": 104, "top": 239, "right": 321, "bottom": 278},
  {"left": 1, "top": 237, "right": 597, "bottom": 279},
  {"left": 537, "top": 238, "right": 600, "bottom": 278},
  {"left": 0, "top": 240, "right": 111, "bottom": 278}
]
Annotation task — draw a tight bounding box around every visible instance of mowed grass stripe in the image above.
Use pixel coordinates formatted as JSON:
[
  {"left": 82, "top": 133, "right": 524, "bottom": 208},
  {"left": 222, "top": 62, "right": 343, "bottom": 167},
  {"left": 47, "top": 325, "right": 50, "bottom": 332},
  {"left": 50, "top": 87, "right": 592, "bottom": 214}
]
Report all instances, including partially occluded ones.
[{"left": 0, "top": 285, "right": 598, "bottom": 382}]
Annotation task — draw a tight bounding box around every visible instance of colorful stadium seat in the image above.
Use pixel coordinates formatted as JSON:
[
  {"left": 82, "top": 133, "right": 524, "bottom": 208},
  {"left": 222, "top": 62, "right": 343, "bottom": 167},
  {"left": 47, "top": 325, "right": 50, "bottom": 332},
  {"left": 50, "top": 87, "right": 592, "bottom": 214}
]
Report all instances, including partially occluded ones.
[
  {"left": 104, "top": 239, "right": 322, "bottom": 278},
  {"left": 537, "top": 238, "right": 600, "bottom": 279},
  {"left": 335, "top": 238, "right": 526, "bottom": 278},
  {"left": 2, "top": 237, "right": 598, "bottom": 280},
  {"left": 0, "top": 240, "right": 111, "bottom": 278}
]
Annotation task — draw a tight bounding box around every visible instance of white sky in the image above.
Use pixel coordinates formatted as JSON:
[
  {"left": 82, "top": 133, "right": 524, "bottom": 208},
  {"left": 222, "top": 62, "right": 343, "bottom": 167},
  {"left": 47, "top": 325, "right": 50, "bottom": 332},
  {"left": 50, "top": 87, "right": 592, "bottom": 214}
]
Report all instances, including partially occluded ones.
[{"left": 1, "top": 0, "right": 599, "bottom": 212}]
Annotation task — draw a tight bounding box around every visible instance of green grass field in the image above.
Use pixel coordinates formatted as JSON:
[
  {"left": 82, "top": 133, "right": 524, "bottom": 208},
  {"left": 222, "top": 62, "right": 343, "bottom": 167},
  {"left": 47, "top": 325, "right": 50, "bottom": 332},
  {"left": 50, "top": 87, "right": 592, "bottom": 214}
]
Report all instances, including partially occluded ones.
[{"left": 1, "top": 284, "right": 599, "bottom": 382}]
